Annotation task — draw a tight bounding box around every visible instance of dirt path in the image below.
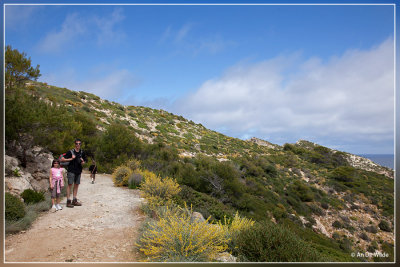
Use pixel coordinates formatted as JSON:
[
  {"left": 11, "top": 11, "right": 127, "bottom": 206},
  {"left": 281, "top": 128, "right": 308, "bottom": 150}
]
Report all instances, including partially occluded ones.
[{"left": 5, "top": 172, "right": 146, "bottom": 262}]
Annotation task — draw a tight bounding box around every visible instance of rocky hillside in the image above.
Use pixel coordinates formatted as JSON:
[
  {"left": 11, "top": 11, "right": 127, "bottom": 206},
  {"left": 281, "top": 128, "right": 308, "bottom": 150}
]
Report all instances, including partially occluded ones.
[
  {"left": 23, "top": 82, "right": 291, "bottom": 158},
  {"left": 5, "top": 80, "right": 395, "bottom": 262},
  {"left": 5, "top": 139, "right": 53, "bottom": 197},
  {"left": 25, "top": 81, "right": 395, "bottom": 177},
  {"left": 294, "top": 140, "right": 393, "bottom": 179}
]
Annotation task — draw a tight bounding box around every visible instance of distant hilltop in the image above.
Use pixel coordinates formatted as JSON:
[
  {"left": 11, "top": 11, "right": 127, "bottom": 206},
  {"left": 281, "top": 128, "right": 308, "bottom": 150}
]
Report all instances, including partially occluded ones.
[
  {"left": 248, "top": 138, "right": 393, "bottom": 179},
  {"left": 247, "top": 137, "right": 281, "bottom": 150}
]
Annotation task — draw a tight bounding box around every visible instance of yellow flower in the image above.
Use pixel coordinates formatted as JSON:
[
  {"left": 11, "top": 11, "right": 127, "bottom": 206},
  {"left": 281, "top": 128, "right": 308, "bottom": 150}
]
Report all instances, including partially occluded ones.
[{"left": 138, "top": 205, "right": 229, "bottom": 262}]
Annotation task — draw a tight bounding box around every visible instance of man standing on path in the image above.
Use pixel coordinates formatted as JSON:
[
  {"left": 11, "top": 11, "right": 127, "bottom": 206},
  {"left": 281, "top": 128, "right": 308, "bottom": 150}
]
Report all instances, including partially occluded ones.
[{"left": 61, "top": 138, "right": 87, "bottom": 208}]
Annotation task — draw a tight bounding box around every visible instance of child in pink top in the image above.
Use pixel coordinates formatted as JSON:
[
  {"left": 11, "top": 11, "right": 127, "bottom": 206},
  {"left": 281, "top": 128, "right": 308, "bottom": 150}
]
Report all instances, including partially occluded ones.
[{"left": 49, "top": 160, "right": 65, "bottom": 212}]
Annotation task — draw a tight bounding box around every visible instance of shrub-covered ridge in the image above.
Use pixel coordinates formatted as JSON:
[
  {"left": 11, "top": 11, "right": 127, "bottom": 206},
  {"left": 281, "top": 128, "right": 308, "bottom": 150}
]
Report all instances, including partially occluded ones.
[{"left": 6, "top": 80, "right": 394, "bottom": 262}]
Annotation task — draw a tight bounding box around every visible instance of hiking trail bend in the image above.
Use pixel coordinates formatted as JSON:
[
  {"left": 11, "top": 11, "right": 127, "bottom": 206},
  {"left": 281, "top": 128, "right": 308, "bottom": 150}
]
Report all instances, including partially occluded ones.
[{"left": 5, "top": 172, "right": 146, "bottom": 262}]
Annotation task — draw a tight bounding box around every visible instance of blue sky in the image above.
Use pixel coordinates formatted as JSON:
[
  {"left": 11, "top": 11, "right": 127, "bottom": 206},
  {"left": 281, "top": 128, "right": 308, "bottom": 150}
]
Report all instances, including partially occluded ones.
[{"left": 4, "top": 1, "right": 396, "bottom": 155}]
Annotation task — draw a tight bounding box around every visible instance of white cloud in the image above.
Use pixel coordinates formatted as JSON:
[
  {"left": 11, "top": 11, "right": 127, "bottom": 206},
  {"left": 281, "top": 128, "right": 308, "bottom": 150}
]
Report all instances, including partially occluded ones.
[
  {"left": 37, "top": 13, "right": 86, "bottom": 53},
  {"left": 173, "top": 38, "right": 394, "bottom": 153},
  {"left": 93, "top": 8, "right": 126, "bottom": 45},
  {"left": 160, "top": 24, "right": 233, "bottom": 55},
  {"left": 159, "top": 23, "right": 192, "bottom": 44},
  {"left": 36, "top": 8, "right": 125, "bottom": 53},
  {"left": 175, "top": 23, "right": 192, "bottom": 43},
  {"left": 196, "top": 34, "right": 236, "bottom": 54},
  {"left": 159, "top": 26, "right": 172, "bottom": 44}
]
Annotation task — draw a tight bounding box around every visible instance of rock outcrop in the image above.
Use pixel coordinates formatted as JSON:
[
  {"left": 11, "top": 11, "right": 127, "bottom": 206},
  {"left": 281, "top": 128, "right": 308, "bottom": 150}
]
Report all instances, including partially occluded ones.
[
  {"left": 345, "top": 154, "right": 393, "bottom": 179},
  {"left": 5, "top": 141, "right": 54, "bottom": 197},
  {"left": 296, "top": 139, "right": 394, "bottom": 178},
  {"left": 248, "top": 137, "right": 281, "bottom": 150}
]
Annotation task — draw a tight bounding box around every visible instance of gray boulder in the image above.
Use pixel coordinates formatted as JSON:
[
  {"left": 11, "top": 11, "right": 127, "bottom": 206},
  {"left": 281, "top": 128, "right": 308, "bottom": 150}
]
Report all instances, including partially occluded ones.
[
  {"left": 216, "top": 252, "right": 237, "bottom": 262},
  {"left": 5, "top": 143, "right": 53, "bottom": 196},
  {"left": 5, "top": 172, "right": 34, "bottom": 197},
  {"left": 191, "top": 211, "right": 206, "bottom": 223},
  {"left": 24, "top": 146, "right": 53, "bottom": 181},
  {"left": 5, "top": 155, "right": 21, "bottom": 176}
]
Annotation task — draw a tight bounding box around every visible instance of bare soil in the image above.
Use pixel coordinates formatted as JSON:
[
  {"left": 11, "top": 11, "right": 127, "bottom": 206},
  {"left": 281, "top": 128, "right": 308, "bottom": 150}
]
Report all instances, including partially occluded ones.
[{"left": 5, "top": 172, "right": 146, "bottom": 262}]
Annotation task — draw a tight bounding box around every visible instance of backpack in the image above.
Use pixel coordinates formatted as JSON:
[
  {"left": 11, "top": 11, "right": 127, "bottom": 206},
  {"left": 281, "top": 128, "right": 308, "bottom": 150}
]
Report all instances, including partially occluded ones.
[{"left": 59, "top": 149, "right": 76, "bottom": 168}]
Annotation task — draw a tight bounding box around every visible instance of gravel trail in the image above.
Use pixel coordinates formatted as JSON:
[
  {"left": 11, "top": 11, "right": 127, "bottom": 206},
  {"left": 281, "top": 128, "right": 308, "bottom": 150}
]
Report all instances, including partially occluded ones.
[{"left": 5, "top": 172, "right": 146, "bottom": 262}]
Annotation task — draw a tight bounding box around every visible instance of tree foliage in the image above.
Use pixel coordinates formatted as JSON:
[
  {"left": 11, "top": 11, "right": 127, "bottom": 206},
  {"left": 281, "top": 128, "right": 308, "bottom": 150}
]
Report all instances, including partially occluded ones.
[
  {"left": 5, "top": 88, "right": 87, "bottom": 154},
  {"left": 5, "top": 45, "right": 41, "bottom": 89},
  {"left": 95, "top": 123, "right": 142, "bottom": 171}
]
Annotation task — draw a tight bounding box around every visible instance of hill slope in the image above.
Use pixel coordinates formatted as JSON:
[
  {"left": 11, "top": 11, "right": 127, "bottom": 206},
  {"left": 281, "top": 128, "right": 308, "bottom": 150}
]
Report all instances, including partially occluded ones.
[
  {"left": 5, "top": 81, "right": 394, "bottom": 262},
  {"left": 21, "top": 81, "right": 395, "bottom": 177}
]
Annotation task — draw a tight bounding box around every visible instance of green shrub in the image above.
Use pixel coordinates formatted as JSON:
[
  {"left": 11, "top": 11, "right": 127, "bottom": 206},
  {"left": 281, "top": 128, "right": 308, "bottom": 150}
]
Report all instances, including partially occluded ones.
[
  {"left": 6, "top": 192, "right": 52, "bottom": 235},
  {"left": 95, "top": 123, "right": 143, "bottom": 172},
  {"left": 82, "top": 105, "right": 91, "bottom": 112},
  {"left": 378, "top": 220, "right": 391, "bottom": 232},
  {"left": 305, "top": 216, "right": 316, "bottom": 226},
  {"left": 329, "top": 166, "right": 356, "bottom": 182},
  {"left": 321, "top": 202, "right": 329, "bottom": 209},
  {"left": 307, "top": 203, "right": 325, "bottom": 216},
  {"left": 127, "top": 159, "right": 141, "bottom": 171},
  {"left": 285, "top": 196, "right": 310, "bottom": 216},
  {"left": 332, "top": 220, "right": 343, "bottom": 229},
  {"left": 6, "top": 209, "right": 37, "bottom": 234},
  {"left": 367, "top": 241, "right": 378, "bottom": 253},
  {"left": 272, "top": 206, "right": 287, "bottom": 220},
  {"left": 364, "top": 225, "right": 378, "bottom": 234},
  {"left": 338, "top": 237, "right": 353, "bottom": 252},
  {"left": 128, "top": 171, "right": 143, "bottom": 189},
  {"left": 359, "top": 232, "right": 369, "bottom": 241},
  {"left": 20, "top": 189, "right": 45, "bottom": 204},
  {"left": 13, "top": 168, "right": 22, "bottom": 177},
  {"left": 291, "top": 181, "right": 314, "bottom": 202},
  {"left": 263, "top": 164, "right": 278, "bottom": 177},
  {"left": 332, "top": 232, "right": 340, "bottom": 240},
  {"left": 222, "top": 212, "right": 255, "bottom": 251},
  {"left": 278, "top": 218, "right": 358, "bottom": 262},
  {"left": 175, "top": 185, "right": 235, "bottom": 221},
  {"left": 5, "top": 192, "right": 26, "bottom": 221},
  {"left": 233, "top": 221, "right": 328, "bottom": 262}
]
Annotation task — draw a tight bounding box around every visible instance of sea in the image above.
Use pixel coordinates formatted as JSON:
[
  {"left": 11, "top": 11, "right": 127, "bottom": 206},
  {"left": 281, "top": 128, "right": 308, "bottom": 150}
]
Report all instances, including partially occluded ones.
[{"left": 359, "top": 154, "right": 395, "bottom": 170}]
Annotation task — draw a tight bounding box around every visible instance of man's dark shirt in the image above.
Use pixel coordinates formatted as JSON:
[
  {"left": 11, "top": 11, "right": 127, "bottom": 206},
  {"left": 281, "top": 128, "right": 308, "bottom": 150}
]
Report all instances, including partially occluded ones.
[{"left": 64, "top": 149, "right": 87, "bottom": 174}]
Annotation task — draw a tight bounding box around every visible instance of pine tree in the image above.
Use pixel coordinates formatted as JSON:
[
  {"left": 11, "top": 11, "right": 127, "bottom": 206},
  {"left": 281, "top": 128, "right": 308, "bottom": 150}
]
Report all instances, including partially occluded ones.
[{"left": 5, "top": 45, "right": 41, "bottom": 89}]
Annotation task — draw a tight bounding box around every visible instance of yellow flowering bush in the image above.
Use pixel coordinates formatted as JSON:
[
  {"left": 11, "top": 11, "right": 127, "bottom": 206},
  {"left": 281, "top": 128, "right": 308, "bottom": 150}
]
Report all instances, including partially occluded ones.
[
  {"left": 112, "top": 166, "right": 132, "bottom": 186},
  {"left": 220, "top": 212, "right": 254, "bottom": 252},
  {"left": 138, "top": 206, "right": 229, "bottom": 262},
  {"left": 140, "top": 170, "right": 181, "bottom": 207},
  {"left": 222, "top": 212, "right": 254, "bottom": 238},
  {"left": 126, "top": 159, "right": 141, "bottom": 171}
]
